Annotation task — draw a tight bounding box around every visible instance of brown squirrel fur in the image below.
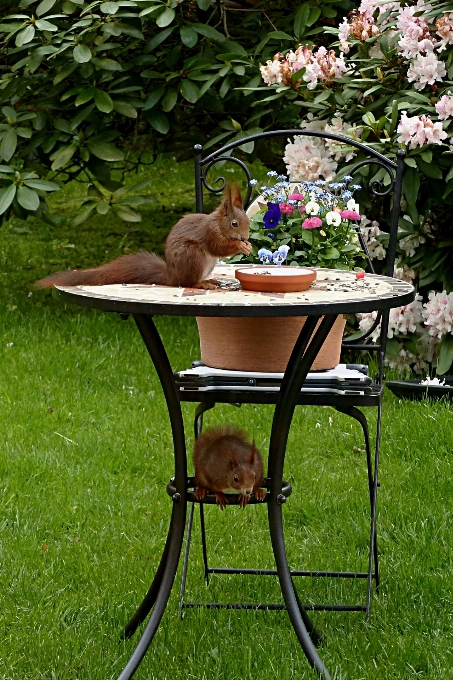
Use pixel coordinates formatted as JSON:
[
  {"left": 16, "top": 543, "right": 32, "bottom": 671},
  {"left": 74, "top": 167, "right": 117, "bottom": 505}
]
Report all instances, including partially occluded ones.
[
  {"left": 36, "top": 183, "right": 251, "bottom": 290},
  {"left": 193, "top": 426, "right": 266, "bottom": 510}
]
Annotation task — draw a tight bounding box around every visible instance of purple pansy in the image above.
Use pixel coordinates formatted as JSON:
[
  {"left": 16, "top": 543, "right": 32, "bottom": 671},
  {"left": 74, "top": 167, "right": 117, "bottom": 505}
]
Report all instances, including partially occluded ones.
[{"left": 263, "top": 202, "right": 281, "bottom": 229}]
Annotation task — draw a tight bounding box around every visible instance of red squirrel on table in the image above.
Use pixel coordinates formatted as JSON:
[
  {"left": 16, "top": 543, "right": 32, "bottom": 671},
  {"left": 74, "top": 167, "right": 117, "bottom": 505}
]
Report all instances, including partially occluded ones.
[
  {"left": 36, "top": 183, "right": 251, "bottom": 289},
  {"left": 193, "top": 426, "right": 266, "bottom": 510}
]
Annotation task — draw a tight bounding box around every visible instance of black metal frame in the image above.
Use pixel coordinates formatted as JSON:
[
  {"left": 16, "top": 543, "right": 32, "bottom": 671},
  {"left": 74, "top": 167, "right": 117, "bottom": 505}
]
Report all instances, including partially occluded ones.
[{"left": 175, "top": 132, "right": 404, "bottom": 628}]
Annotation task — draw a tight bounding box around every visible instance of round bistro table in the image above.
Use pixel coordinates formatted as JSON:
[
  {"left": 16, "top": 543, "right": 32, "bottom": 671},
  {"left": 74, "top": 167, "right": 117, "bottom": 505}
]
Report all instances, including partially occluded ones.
[{"left": 57, "top": 265, "right": 414, "bottom": 680}]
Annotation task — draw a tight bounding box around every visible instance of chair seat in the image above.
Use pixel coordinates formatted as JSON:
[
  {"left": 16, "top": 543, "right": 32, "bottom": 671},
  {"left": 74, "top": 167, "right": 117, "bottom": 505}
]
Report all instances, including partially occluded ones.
[{"left": 174, "top": 363, "right": 382, "bottom": 407}]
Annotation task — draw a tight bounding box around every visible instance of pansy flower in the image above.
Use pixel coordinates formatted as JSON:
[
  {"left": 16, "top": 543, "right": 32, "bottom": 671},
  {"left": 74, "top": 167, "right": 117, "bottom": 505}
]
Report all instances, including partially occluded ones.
[
  {"left": 263, "top": 202, "right": 281, "bottom": 229},
  {"left": 273, "top": 245, "right": 290, "bottom": 265},
  {"left": 258, "top": 248, "right": 273, "bottom": 264}
]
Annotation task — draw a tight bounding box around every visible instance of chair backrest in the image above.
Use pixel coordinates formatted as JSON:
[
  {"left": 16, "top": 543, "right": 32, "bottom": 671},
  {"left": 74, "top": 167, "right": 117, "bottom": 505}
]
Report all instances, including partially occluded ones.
[{"left": 193, "top": 130, "right": 406, "bottom": 381}]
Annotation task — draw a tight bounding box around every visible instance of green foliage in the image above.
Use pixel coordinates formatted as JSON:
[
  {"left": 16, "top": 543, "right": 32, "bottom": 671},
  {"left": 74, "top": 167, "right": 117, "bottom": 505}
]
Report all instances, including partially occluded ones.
[{"left": 0, "top": 0, "right": 354, "bottom": 225}]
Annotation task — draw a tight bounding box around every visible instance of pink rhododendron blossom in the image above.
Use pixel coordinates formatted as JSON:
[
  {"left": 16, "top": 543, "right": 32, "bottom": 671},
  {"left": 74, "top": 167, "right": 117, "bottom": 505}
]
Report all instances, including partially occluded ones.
[
  {"left": 280, "top": 203, "right": 294, "bottom": 214},
  {"left": 397, "top": 111, "right": 447, "bottom": 147},
  {"left": 435, "top": 94, "right": 453, "bottom": 119},
  {"left": 260, "top": 45, "right": 350, "bottom": 91},
  {"left": 360, "top": 216, "right": 386, "bottom": 260},
  {"left": 340, "top": 210, "right": 361, "bottom": 220},
  {"left": 302, "top": 217, "right": 322, "bottom": 229},
  {"left": 407, "top": 52, "right": 447, "bottom": 90},
  {"left": 423, "top": 291, "right": 453, "bottom": 338}
]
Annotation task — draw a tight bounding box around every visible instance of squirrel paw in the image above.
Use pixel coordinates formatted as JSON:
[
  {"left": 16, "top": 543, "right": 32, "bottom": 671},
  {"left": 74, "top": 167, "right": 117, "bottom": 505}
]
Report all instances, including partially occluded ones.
[
  {"left": 253, "top": 488, "right": 267, "bottom": 502},
  {"left": 192, "top": 279, "right": 220, "bottom": 290},
  {"left": 214, "top": 491, "right": 228, "bottom": 510},
  {"left": 239, "top": 493, "right": 251, "bottom": 509},
  {"left": 195, "top": 487, "right": 209, "bottom": 501},
  {"left": 237, "top": 240, "right": 252, "bottom": 256}
]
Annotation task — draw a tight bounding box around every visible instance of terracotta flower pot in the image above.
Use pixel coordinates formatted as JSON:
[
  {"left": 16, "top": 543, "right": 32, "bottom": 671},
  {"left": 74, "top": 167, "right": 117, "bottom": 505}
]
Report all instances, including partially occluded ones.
[{"left": 196, "top": 315, "right": 346, "bottom": 373}]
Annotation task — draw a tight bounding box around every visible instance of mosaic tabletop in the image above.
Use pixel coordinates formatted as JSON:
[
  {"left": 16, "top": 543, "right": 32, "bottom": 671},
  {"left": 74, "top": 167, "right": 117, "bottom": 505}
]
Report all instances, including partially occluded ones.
[{"left": 57, "top": 264, "right": 415, "bottom": 318}]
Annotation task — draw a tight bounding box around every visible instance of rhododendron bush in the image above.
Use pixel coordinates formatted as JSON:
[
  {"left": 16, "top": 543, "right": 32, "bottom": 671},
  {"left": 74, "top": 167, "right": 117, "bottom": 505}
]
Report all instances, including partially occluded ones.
[{"left": 255, "top": 0, "right": 453, "bottom": 376}]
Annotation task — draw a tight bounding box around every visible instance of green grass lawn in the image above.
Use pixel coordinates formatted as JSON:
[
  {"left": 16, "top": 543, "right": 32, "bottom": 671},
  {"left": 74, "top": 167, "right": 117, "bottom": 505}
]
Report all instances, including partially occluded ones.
[{"left": 1, "top": 158, "right": 453, "bottom": 679}]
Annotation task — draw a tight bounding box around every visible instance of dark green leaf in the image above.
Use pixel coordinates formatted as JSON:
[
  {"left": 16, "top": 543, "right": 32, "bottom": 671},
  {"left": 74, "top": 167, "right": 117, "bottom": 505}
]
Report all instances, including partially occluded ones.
[
  {"left": 196, "top": 0, "right": 211, "bottom": 9},
  {"left": 115, "top": 206, "right": 141, "bottom": 222},
  {"left": 147, "top": 27, "right": 174, "bottom": 51},
  {"left": 35, "top": 19, "right": 58, "bottom": 31},
  {"left": 17, "top": 185, "right": 39, "bottom": 210},
  {"left": 193, "top": 24, "right": 226, "bottom": 42},
  {"left": 2, "top": 106, "right": 16, "bottom": 122},
  {"left": 161, "top": 90, "right": 178, "bottom": 112},
  {"left": 0, "top": 184, "right": 16, "bottom": 215},
  {"left": 307, "top": 7, "right": 321, "bottom": 26},
  {"left": 157, "top": 8, "right": 175, "bottom": 27},
  {"left": 402, "top": 167, "right": 420, "bottom": 206},
  {"left": 92, "top": 57, "right": 122, "bottom": 71},
  {"left": 71, "top": 204, "right": 97, "bottom": 227},
  {"left": 144, "top": 86, "right": 165, "bottom": 110},
  {"left": 87, "top": 139, "right": 124, "bottom": 161},
  {"left": 113, "top": 100, "right": 137, "bottom": 118},
  {"left": 53, "top": 62, "right": 78, "bottom": 85},
  {"left": 36, "top": 0, "right": 57, "bottom": 15},
  {"left": 146, "top": 110, "right": 169, "bottom": 134},
  {"left": 437, "top": 333, "right": 453, "bottom": 375},
  {"left": 94, "top": 90, "right": 114, "bottom": 113},
  {"left": 100, "top": 2, "right": 119, "bottom": 13},
  {"left": 294, "top": 4, "right": 310, "bottom": 38},
  {"left": 75, "top": 88, "right": 95, "bottom": 106},
  {"left": 1, "top": 129, "right": 17, "bottom": 161},
  {"left": 180, "top": 79, "right": 200, "bottom": 103},
  {"left": 71, "top": 103, "right": 95, "bottom": 128},
  {"left": 73, "top": 44, "right": 91, "bottom": 63},
  {"left": 180, "top": 25, "right": 198, "bottom": 48},
  {"left": 96, "top": 201, "right": 109, "bottom": 215},
  {"left": 16, "top": 25, "right": 35, "bottom": 46},
  {"left": 24, "top": 179, "right": 60, "bottom": 191},
  {"left": 50, "top": 144, "right": 77, "bottom": 170},
  {"left": 417, "top": 157, "right": 442, "bottom": 179}
]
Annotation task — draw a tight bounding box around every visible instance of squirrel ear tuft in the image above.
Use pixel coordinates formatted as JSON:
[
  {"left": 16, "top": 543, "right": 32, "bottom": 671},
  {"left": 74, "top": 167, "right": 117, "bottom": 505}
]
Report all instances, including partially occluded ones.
[
  {"left": 222, "top": 182, "right": 243, "bottom": 212},
  {"left": 230, "top": 181, "right": 243, "bottom": 208}
]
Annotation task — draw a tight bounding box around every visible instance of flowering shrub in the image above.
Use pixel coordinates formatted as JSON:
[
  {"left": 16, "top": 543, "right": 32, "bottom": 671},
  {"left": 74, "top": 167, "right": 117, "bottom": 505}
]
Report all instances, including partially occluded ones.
[
  {"left": 232, "top": 171, "right": 366, "bottom": 270},
  {"left": 251, "top": 0, "right": 453, "bottom": 376}
]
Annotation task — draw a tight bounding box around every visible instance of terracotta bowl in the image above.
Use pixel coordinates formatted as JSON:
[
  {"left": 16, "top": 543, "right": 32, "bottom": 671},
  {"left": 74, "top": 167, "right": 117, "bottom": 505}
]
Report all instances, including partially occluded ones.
[{"left": 235, "top": 266, "right": 316, "bottom": 293}]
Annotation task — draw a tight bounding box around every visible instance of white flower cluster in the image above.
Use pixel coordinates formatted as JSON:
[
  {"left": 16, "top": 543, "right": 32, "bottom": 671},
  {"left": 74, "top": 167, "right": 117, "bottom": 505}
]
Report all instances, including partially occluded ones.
[
  {"left": 396, "top": 111, "right": 447, "bottom": 149},
  {"left": 360, "top": 216, "right": 386, "bottom": 260},
  {"left": 283, "top": 116, "right": 362, "bottom": 182},
  {"left": 423, "top": 291, "right": 453, "bottom": 338},
  {"left": 338, "top": 0, "right": 398, "bottom": 53},
  {"left": 260, "top": 45, "right": 349, "bottom": 91}
]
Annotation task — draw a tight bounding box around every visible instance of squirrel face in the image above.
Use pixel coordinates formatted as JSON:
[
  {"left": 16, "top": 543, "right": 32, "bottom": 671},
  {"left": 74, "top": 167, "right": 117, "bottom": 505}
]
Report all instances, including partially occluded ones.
[{"left": 228, "top": 461, "right": 256, "bottom": 498}]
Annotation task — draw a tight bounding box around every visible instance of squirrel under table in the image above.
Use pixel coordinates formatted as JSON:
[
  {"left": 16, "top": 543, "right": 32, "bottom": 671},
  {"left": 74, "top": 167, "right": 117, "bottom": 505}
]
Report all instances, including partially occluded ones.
[{"left": 56, "top": 265, "right": 414, "bottom": 680}]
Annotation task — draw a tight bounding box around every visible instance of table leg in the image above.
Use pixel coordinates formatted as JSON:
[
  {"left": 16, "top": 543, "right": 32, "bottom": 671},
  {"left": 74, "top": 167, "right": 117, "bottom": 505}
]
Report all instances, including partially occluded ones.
[
  {"left": 116, "top": 314, "right": 188, "bottom": 680},
  {"left": 268, "top": 314, "right": 337, "bottom": 680}
]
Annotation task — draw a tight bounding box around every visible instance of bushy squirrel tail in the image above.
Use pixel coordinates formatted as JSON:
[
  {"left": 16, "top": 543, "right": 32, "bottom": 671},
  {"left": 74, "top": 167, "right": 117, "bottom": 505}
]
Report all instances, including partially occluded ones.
[{"left": 36, "top": 251, "right": 168, "bottom": 288}]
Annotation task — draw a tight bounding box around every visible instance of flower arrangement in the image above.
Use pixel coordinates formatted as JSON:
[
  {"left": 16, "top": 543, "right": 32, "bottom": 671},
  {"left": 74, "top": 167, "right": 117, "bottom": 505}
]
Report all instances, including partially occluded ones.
[
  {"left": 251, "top": 0, "right": 453, "bottom": 377},
  {"left": 236, "top": 172, "right": 365, "bottom": 271}
]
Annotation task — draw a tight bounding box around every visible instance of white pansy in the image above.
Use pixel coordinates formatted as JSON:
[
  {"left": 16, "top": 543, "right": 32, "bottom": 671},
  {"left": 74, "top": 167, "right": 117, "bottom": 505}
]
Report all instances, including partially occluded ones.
[
  {"left": 305, "top": 201, "right": 320, "bottom": 215},
  {"left": 346, "top": 198, "right": 360, "bottom": 212},
  {"left": 325, "top": 210, "right": 342, "bottom": 226}
]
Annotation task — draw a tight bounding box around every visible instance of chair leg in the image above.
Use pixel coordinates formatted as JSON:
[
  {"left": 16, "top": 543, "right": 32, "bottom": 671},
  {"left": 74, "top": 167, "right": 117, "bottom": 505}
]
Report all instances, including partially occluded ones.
[
  {"left": 199, "top": 502, "right": 210, "bottom": 585},
  {"left": 335, "top": 405, "right": 380, "bottom": 610},
  {"left": 178, "top": 501, "right": 195, "bottom": 616}
]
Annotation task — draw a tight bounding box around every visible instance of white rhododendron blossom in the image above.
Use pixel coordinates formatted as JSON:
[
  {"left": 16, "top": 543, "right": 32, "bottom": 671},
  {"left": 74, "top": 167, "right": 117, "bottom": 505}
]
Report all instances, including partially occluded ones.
[
  {"left": 436, "top": 13, "right": 453, "bottom": 45},
  {"left": 260, "top": 45, "right": 350, "bottom": 91},
  {"left": 407, "top": 51, "right": 447, "bottom": 89},
  {"left": 423, "top": 291, "right": 453, "bottom": 338},
  {"left": 360, "top": 216, "right": 386, "bottom": 260},
  {"left": 283, "top": 134, "right": 337, "bottom": 182},
  {"left": 357, "top": 295, "right": 424, "bottom": 341},
  {"left": 394, "top": 258, "right": 417, "bottom": 283},
  {"left": 396, "top": 111, "right": 447, "bottom": 148},
  {"left": 435, "top": 94, "right": 453, "bottom": 119}
]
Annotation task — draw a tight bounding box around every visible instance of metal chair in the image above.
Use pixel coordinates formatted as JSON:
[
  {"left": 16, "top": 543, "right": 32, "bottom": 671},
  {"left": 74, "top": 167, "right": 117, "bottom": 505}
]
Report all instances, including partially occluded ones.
[{"left": 173, "top": 130, "right": 405, "bottom": 619}]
